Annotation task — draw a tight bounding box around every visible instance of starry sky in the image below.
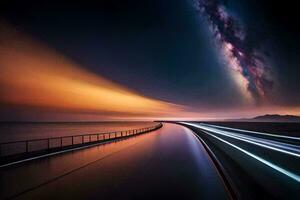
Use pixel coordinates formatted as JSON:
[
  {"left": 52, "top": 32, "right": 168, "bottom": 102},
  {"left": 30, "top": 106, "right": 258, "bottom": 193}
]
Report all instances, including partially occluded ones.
[{"left": 0, "top": 0, "right": 299, "bottom": 121}]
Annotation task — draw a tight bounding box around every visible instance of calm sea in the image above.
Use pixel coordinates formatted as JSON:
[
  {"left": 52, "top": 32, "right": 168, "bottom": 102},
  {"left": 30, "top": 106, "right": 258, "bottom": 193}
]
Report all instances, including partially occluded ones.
[{"left": 0, "top": 121, "right": 157, "bottom": 143}]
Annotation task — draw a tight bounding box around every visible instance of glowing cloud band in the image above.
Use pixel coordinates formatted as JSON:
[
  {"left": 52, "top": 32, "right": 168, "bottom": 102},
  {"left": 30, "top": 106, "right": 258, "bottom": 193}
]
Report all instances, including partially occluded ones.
[{"left": 0, "top": 24, "right": 184, "bottom": 119}]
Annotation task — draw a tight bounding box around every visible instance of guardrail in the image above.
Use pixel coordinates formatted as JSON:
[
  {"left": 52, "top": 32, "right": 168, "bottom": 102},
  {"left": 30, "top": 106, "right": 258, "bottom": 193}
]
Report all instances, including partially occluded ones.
[{"left": 0, "top": 123, "right": 162, "bottom": 158}]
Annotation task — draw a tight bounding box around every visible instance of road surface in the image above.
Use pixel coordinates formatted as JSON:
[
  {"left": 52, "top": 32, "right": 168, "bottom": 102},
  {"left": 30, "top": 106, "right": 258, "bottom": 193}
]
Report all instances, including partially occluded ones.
[
  {"left": 181, "top": 122, "right": 300, "bottom": 200},
  {"left": 0, "top": 123, "right": 230, "bottom": 200}
]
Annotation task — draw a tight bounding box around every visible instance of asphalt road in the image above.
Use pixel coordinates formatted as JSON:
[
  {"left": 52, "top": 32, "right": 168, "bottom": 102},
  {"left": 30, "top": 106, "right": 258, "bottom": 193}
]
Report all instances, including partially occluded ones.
[
  {"left": 0, "top": 123, "right": 230, "bottom": 200},
  {"left": 181, "top": 122, "right": 300, "bottom": 200}
]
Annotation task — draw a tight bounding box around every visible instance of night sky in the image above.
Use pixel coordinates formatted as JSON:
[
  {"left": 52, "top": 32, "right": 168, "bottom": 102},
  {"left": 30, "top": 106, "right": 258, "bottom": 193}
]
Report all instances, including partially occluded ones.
[{"left": 0, "top": 0, "right": 299, "bottom": 120}]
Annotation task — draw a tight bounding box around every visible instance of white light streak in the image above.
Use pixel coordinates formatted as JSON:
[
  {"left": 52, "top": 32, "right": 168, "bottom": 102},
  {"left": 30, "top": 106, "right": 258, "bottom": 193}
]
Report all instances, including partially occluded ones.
[{"left": 181, "top": 122, "right": 300, "bottom": 183}]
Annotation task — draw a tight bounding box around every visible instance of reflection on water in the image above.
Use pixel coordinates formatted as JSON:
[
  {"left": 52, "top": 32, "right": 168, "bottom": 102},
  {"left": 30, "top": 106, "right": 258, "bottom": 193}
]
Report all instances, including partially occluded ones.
[
  {"left": 0, "top": 121, "right": 156, "bottom": 143},
  {"left": 1, "top": 123, "right": 229, "bottom": 200},
  {"left": 0, "top": 132, "right": 156, "bottom": 199}
]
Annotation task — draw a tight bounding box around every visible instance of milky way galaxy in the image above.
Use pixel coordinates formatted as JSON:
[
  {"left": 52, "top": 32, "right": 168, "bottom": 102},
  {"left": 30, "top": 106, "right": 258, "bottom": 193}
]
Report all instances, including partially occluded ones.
[
  {"left": 194, "top": 0, "right": 273, "bottom": 104},
  {"left": 1, "top": 0, "right": 299, "bottom": 121}
]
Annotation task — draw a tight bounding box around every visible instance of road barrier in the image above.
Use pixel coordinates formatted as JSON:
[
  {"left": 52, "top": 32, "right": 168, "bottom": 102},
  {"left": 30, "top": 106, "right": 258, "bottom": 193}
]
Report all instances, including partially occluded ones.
[{"left": 0, "top": 123, "right": 162, "bottom": 161}]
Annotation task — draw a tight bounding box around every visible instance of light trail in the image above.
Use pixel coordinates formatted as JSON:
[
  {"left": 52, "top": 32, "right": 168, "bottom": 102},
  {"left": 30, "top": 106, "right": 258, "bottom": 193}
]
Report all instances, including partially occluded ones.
[
  {"left": 192, "top": 124, "right": 300, "bottom": 157},
  {"left": 201, "top": 123, "right": 300, "bottom": 141},
  {"left": 180, "top": 122, "right": 300, "bottom": 183}
]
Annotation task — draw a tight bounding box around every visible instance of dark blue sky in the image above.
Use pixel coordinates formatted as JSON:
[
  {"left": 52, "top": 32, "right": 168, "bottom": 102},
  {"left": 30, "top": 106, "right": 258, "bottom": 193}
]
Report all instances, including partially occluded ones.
[{"left": 0, "top": 0, "right": 299, "bottom": 117}]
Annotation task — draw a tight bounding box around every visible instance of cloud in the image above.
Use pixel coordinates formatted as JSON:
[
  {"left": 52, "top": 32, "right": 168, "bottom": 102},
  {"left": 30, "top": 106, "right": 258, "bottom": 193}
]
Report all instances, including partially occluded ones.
[{"left": 0, "top": 23, "right": 186, "bottom": 119}]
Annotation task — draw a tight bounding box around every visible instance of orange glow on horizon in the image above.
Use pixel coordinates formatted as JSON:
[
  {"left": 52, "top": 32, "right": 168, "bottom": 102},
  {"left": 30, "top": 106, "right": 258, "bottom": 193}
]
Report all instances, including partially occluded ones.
[
  {"left": 0, "top": 23, "right": 299, "bottom": 121},
  {"left": 0, "top": 24, "right": 185, "bottom": 118}
]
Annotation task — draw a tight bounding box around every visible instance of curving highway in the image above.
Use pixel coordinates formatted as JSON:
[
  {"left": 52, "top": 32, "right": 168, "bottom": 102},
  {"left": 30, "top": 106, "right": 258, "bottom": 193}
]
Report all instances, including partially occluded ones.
[
  {"left": 181, "top": 122, "right": 300, "bottom": 200},
  {"left": 0, "top": 123, "right": 230, "bottom": 200}
]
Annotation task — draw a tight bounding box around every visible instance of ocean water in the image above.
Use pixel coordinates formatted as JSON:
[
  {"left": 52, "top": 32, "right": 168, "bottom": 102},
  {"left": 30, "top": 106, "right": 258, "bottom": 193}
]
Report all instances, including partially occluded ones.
[{"left": 0, "top": 121, "right": 157, "bottom": 143}]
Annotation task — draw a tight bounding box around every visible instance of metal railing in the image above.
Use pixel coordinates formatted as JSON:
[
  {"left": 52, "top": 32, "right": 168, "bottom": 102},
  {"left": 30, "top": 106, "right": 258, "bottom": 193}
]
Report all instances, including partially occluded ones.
[{"left": 0, "top": 123, "right": 162, "bottom": 158}]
